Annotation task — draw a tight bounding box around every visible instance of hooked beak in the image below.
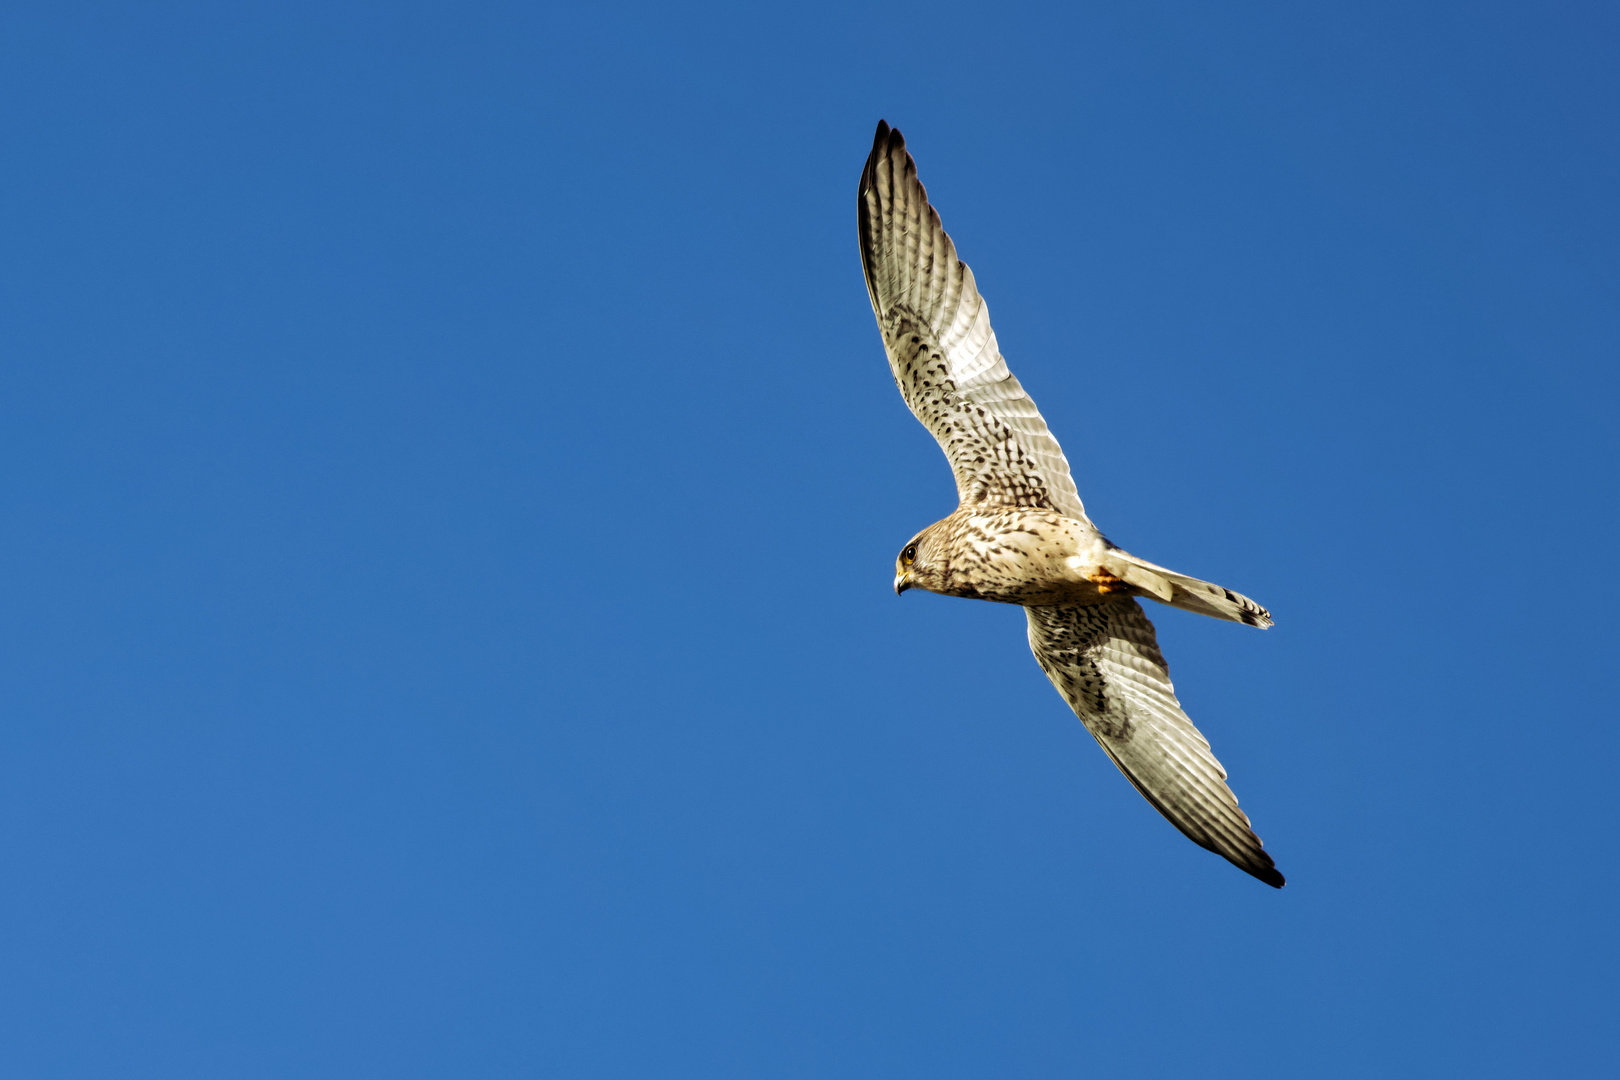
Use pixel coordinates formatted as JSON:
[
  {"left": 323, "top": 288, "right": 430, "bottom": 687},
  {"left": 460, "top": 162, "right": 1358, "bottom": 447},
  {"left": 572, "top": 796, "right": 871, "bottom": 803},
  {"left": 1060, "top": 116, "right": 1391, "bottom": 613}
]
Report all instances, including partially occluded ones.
[{"left": 894, "top": 570, "right": 911, "bottom": 595}]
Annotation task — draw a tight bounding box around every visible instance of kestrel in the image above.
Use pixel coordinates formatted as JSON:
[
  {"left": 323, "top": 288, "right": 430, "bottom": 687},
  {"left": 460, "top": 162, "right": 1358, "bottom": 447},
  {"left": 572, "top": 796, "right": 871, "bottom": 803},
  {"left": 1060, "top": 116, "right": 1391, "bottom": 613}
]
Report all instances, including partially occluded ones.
[{"left": 859, "top": 121, "right": 1284, "bottom": 887}]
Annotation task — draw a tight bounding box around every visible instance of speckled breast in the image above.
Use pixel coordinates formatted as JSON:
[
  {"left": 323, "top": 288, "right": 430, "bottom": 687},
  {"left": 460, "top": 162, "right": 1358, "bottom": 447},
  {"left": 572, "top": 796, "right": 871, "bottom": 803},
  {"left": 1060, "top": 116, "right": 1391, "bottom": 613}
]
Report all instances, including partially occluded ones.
[{"left": 939, "top": 507, "right": 1117, "bottom": 606}]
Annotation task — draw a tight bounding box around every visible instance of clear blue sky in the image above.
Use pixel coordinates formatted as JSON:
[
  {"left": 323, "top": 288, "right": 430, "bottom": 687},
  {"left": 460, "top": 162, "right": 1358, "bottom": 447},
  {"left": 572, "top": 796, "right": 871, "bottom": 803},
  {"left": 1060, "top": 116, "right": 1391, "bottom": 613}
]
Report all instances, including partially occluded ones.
[{"left": 2, "top": 2, "right": 1616, "bottom": 1076}]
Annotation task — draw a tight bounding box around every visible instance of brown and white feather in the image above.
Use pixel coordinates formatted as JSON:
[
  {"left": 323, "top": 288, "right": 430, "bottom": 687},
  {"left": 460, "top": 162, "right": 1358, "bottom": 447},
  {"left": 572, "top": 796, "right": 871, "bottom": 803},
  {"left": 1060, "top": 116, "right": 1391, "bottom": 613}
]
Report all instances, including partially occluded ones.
[
  {"left": 858, "top": 122, "right": 1090, "bottom": 525},
  {"left": 1025, "top": 601, "right": 1282, "bottom": 886}
]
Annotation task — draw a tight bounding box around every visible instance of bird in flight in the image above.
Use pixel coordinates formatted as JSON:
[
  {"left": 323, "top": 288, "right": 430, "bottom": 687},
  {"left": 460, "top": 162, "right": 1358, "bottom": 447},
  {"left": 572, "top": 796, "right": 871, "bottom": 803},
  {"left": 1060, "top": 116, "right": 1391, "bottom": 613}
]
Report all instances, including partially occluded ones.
[{"left": 858, "top": 121, "right": 1284, "bottom": 887}]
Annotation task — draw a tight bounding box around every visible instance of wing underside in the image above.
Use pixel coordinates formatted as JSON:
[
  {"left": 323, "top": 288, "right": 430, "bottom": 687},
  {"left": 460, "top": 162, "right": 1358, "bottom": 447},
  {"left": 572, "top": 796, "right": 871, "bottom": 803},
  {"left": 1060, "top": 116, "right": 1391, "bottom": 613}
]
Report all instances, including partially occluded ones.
[
  {"left": 858, "top": 121, "right": 1089, "bottom": 524},
  {"left": 1024, "top": 600, "right": 1284, "bottom": 887}
]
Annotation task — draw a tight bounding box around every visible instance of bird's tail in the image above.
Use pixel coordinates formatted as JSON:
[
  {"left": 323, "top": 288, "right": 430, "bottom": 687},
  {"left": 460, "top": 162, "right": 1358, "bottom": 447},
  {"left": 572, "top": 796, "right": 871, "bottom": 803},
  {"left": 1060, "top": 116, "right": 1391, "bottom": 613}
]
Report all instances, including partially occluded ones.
[{"left": 1100, "top": 548, "right": 1273, "bottom": 628}]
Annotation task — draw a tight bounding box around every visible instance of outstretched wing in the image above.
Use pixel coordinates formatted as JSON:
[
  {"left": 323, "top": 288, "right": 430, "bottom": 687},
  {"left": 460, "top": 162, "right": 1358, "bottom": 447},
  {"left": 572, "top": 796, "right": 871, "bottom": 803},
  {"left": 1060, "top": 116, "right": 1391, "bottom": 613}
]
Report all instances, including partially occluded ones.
[
  {"left": 1024, "top": 601, "right": 1284, "bottom": 887},
  {"left": 858, "top": 121, "right": 1089, "bottom": 524}
]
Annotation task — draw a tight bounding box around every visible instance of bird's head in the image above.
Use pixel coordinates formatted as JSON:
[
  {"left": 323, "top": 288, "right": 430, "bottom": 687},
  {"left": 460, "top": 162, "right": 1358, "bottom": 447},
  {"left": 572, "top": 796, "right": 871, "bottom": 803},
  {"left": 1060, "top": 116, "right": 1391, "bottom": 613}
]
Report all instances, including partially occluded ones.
[{"left": 893, "top": 524, "right": 948, "bottom": 595}]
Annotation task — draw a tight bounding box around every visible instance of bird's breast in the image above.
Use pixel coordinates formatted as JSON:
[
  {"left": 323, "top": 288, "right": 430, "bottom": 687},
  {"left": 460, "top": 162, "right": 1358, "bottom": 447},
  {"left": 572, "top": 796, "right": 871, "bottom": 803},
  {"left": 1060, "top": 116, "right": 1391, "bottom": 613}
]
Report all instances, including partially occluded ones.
[{"left": 942, "top": 509, "right": 1121, "bottom": 606}]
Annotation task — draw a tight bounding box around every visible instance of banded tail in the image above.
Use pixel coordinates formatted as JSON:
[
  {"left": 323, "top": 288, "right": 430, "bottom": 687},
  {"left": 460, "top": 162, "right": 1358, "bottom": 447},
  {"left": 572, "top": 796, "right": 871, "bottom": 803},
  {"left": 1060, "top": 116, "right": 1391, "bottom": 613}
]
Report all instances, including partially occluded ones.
[{"left": 1100, "top": 548, "right": 1273, "bottom": 628}]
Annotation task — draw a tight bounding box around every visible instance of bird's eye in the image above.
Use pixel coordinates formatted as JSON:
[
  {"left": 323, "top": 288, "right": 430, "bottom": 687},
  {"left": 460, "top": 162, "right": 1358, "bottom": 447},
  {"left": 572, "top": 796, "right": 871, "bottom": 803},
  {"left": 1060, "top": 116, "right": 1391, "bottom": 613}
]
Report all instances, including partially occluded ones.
[{"left": 902, "top": 544, "right": 917, "bottom": 564}]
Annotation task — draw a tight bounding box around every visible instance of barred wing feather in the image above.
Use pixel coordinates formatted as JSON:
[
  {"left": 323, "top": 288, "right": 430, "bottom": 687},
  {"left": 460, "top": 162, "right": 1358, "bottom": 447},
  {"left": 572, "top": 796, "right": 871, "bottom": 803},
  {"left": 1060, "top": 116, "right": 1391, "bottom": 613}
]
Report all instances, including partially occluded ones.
[
  {"left": 858, "top": 121, "right": 1089, "bottom": 524},
  {"left": 1025, "top": 600, "right": 1284, "bottom": 887}
]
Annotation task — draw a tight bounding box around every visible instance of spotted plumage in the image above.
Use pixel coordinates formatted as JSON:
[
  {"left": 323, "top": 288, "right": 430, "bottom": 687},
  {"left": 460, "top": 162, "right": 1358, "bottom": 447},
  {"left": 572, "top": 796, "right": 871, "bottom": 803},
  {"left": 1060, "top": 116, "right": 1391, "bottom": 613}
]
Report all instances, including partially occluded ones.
[{"left": 862, "top": 121, "right": 1283, "bottom": 887}]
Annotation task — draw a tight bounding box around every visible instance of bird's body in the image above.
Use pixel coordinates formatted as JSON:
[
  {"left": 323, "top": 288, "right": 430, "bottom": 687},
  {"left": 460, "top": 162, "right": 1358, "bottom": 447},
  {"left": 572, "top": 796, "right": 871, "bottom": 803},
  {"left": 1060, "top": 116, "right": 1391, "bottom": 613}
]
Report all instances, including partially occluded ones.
[
  {"left": 899, "top": 505, "right": 1274, "bottom": 622},
  {"left": 901, "top": 506, "right": 1110, "bottom": 607},
  {"left": 860, "top": 121, "right": 1285, "bottom": 887}
]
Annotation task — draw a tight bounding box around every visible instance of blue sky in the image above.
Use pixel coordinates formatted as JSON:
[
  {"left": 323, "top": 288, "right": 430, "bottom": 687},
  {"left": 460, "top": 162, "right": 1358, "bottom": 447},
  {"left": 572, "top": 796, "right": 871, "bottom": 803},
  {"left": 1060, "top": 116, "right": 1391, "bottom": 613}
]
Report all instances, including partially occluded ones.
[{"left": 2, "top": 1, "right": 1617, "bottom": 1076}]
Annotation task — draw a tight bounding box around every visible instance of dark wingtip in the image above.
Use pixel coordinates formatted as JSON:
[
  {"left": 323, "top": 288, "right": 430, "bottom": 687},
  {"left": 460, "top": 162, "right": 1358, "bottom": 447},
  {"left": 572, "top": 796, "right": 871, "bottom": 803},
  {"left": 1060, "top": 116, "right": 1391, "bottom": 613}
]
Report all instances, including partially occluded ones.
[
  {"left": 860, "top": 121, "right": 904, "bottom": 201},
  {"left": 870, "top": 119, "right": 903, "bottom": 156},
  {"left": 857, "top": 120, "right": 913, "bottom": 312},
  {"left": 1253, "top": 865, "right": 1286, "bottom": 889}
]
